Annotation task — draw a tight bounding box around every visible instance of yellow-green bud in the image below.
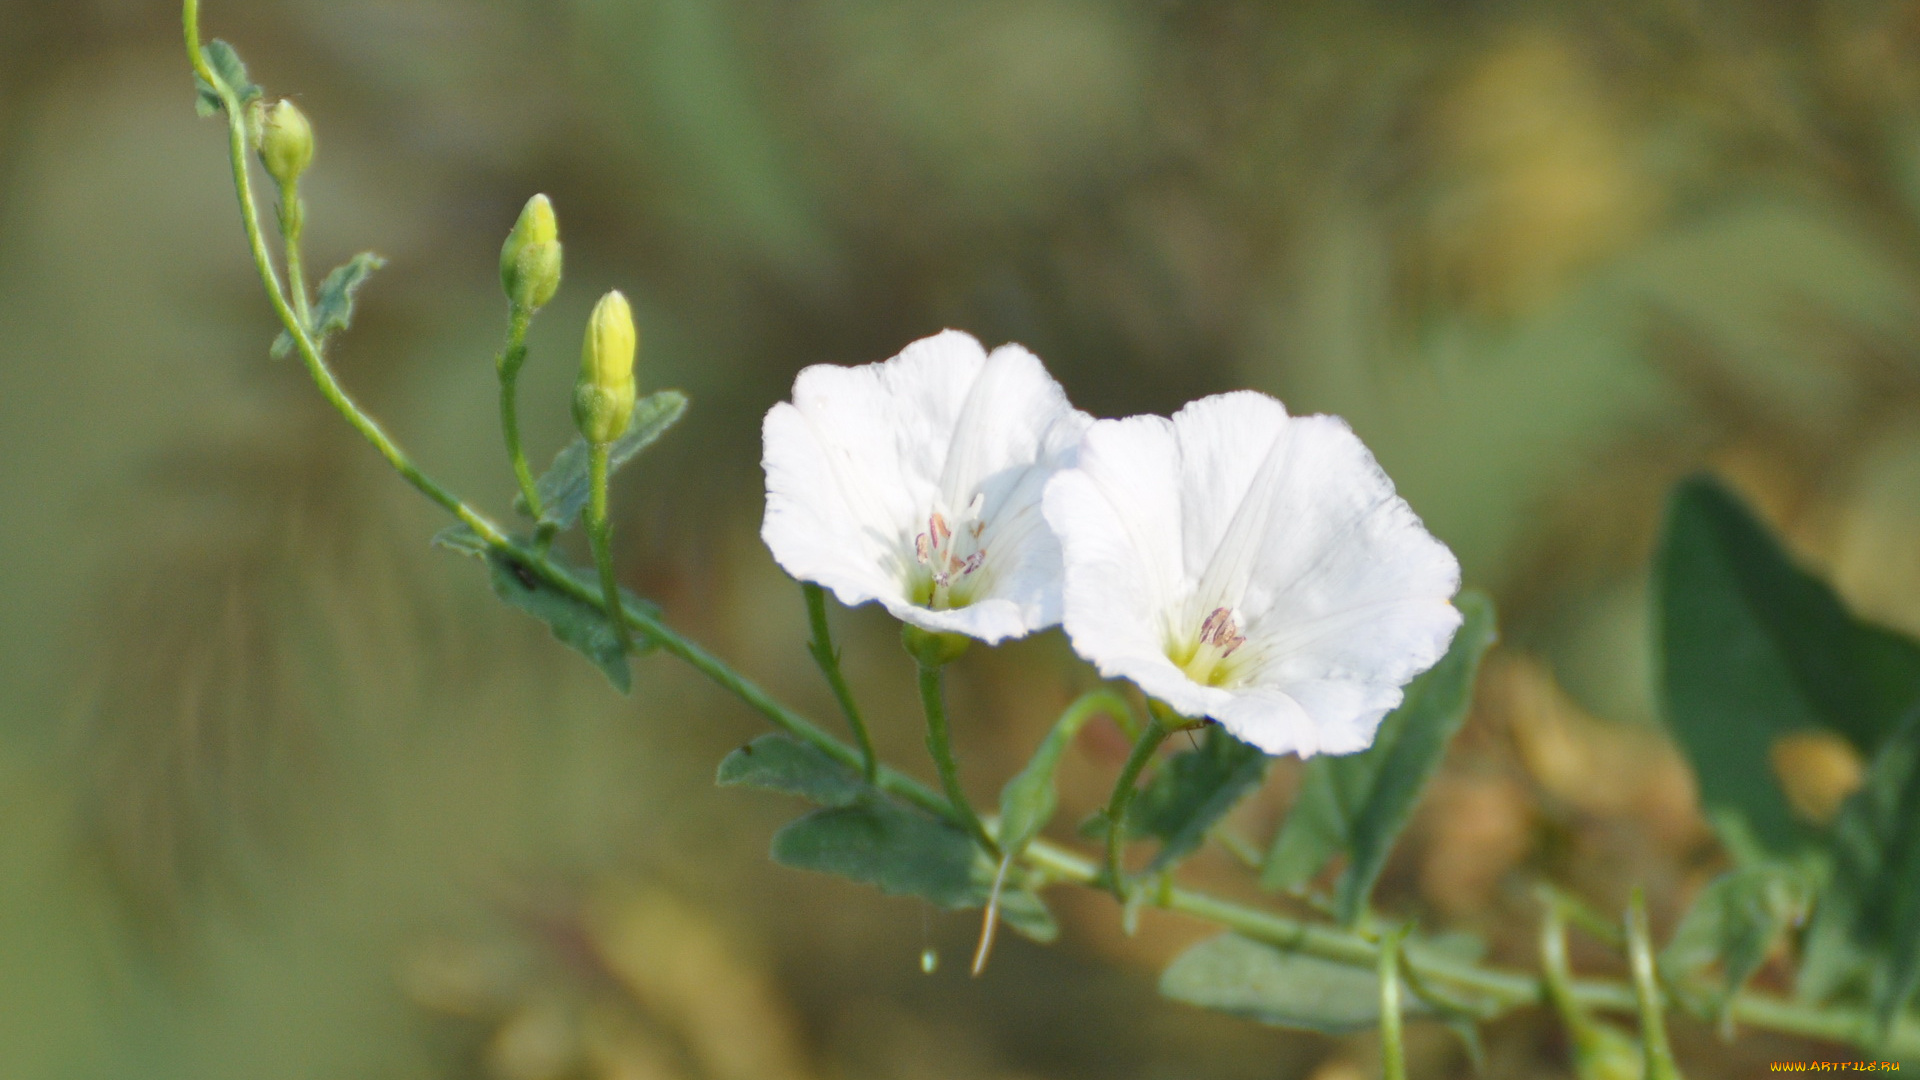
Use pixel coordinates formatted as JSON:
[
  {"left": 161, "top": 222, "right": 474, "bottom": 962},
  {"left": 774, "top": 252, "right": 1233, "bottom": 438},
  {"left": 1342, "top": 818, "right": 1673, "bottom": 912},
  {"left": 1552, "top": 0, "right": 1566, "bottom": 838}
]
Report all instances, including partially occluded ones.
[
  {"left": 499, "top": 194, "right": 563, "bottom": 312},
  {"left": 258, "top": 99, "right": 314, "bottom": 186},
  {"left": 573, "top": 290, "right": 637, "bottom": 445}
]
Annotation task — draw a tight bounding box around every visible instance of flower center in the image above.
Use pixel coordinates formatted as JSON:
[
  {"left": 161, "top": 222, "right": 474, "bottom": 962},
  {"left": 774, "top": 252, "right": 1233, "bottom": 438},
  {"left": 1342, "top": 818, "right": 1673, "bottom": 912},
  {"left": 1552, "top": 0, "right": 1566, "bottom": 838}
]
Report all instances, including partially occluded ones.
[
  {"left": 1168, "top": 606, "right": 1247, "bottom": 687},
  {"left": 912, "top": 494, "right": 988, "bottom": 609}
]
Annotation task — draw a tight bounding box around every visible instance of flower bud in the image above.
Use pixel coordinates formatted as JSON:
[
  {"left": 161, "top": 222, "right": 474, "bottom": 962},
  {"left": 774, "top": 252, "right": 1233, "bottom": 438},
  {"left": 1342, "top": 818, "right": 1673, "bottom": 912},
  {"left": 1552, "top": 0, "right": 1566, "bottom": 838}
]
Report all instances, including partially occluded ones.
[
  {"left": 499, "top": 194, "right": 563, "bottom": 312},
  {"left": 258, "top": 99, "right": 314, "bottom": 186},
  {"left": 573, "top": 290, "right": 637, "bottom": 445}
]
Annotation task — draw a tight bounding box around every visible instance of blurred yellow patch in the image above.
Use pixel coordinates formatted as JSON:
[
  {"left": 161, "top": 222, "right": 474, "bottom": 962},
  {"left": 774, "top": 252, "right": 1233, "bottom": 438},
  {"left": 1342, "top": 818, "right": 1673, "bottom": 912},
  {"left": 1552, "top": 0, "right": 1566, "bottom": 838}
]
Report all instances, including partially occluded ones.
[{"left": 1769, "top": 730, "right": 1865, "bottom": 826}]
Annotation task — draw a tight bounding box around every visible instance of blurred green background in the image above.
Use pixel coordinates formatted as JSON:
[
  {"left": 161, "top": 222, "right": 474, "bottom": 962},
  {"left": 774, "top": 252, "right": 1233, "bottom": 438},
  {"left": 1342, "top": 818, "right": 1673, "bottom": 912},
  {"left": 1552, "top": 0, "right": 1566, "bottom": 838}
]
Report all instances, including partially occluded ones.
[{"left": 5, "top": 0, "right": 1920, "bottom": 1076}]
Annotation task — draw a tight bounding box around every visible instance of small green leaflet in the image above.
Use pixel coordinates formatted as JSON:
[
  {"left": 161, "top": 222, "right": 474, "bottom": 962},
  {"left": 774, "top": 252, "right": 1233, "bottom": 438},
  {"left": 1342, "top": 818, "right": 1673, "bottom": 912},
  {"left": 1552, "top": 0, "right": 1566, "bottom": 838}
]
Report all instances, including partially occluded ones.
[
  {"left": 521, "top": 391, "right": 688, "bottom": 528},
  {"left": 1160, "top": 933, "right": 1431, "bottom": 1034},
  {"left": 717, "top": 734, "right": 868, "bottom": 808},
  {"left": 1121, "top": 724, "right": 1267, "bottom": 874},
  {"left": 1262, "top": 591, "right": 1497, "bottom": 924},
  {"left": 273, "top": 254, "right": 386, "bottom": 359},
  {"left": 1661, "top": 862, "right": 1813, "bottom": 1027},
  {"left": 194, "top": 40, "right": 260, "bottom": 116},
  {"left": 1656, "top": 476, "right": 1920, "bottom": 859}
]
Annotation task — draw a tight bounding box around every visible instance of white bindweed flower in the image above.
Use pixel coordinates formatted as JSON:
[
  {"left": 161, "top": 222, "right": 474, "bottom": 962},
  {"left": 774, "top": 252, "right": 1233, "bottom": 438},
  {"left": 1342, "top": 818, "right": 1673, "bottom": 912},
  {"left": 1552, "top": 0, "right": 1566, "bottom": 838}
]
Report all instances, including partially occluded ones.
[
  {"left": 1042, "top": 391, "right": 1462, "bottom": 757},
  {"left": 761, "top": 330, "right": 1091, "bottom": 644}
]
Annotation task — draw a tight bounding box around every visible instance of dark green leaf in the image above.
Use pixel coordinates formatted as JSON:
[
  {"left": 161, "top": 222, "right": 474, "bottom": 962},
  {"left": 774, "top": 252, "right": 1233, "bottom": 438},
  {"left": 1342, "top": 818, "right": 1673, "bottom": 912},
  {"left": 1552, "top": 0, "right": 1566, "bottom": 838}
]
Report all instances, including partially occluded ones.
[
  {"left": 273, "top": 253, "right": 385, "bottom": 358},
  {"left": 524, "top": 391, "right": 688, "bottom": 527},
  {"left": 1159, "top": 933, "right": 1430, "bottom": 1034},
  {"left": 772, "top": 799, "right": 981, "bottom": 907},
  {"left": 1262, "top": 591, "right": 1498, "bottom": 923},
  {"left": 194, "top": 40, "right": 260, "bottom": 115},
  {"left": 1122, "top": 724, "right": 1267, "bottom": 874},
  {"left": 484, "top": 550, "right": 658, "bottom": 693},
  {"left": 716, "top": 735, "right": 867, "bottom": 808},
  {"left": 1662, "top": 862, "right": 1813, "bottom": 1021},
  {"left": 1801, "top": 712, "right": 1920, "bottom": 1030},
  {"left": 1657, "top": 476, "right": 1920, "bottom": 859},
  {"left": 768, "top": 795, "right": 1055, "bottom": 940}
]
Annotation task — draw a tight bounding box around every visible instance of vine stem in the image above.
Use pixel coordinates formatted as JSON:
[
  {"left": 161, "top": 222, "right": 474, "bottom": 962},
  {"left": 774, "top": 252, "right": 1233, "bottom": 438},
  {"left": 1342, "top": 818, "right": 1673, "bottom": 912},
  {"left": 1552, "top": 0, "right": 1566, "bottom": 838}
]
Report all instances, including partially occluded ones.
[
  {"left": 185, "top": 0, "right": 1920, "bottom": 1058},
  {"left": 918, "top": 662, "right": 999, "bottom": 856},
  {"left": 498, "top": 306, "right": 540, "bottom": 519},
  {"left": 803, "top": 582, "right": 876, "bottom": 783}
]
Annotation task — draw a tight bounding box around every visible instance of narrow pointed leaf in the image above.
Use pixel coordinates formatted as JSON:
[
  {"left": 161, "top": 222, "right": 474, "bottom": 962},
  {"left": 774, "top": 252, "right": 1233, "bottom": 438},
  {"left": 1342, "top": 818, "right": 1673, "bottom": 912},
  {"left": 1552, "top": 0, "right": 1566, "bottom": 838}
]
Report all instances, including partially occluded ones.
[
  {"left": 1262, "top": 591, "right": 1497, "bottom": 923},
  {"left": 1656, "top": 476, "right": 1920, "bottom": 858},
  {"left": 1160, "top": 933, "right": 1431, "bottom": 1034},
  {"left": 525, "top": 391, "right": 688, "bottom": 527}
]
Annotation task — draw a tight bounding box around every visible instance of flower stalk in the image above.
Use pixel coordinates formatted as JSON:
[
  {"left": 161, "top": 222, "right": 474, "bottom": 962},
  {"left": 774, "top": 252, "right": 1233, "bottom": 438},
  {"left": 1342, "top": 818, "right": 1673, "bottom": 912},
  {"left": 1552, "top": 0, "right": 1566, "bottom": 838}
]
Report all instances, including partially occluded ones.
[
  {"left": 915, "top": 657, "right": 999, "bottom": 857},
  {"left": 803, "top": 582, "right": 877, "bottom": 783}
]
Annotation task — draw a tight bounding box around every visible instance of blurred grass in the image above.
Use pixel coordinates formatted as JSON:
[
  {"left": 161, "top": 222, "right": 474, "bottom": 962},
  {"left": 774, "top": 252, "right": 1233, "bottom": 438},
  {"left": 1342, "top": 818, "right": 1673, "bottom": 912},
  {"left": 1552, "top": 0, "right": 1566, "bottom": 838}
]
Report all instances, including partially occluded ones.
[{"left": 6, "top": 0, "right": 1920, "bottom": 1076}]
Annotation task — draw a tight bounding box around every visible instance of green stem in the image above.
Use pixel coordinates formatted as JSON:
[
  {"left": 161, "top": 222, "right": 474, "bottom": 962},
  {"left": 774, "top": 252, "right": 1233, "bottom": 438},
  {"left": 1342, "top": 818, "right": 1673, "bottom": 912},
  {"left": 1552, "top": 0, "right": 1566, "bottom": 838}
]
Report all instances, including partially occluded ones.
[
  {"left": 1379, "top": 929, "right": 1408, "bottom": 1080},
  {"left": 803, "top": 582, "right": 876, "bottom": 783},
  {"left": 586, "top": 442, "right": 633, "bottom": 655},
  {"left": 277, "top": 178, "right": 311, "bottom": 331},
  {"left": 1103, "top": 713, "right": 1171, "bottom": 897},
  {"left": 917, "top": 662, "right": 998, "bottom": 856},
  {"left": 1629, "top": 889, "right": 1684, "bottom": 1080},
  {"left": 497, "top": 307, "right": 541, "bottom": 519}
]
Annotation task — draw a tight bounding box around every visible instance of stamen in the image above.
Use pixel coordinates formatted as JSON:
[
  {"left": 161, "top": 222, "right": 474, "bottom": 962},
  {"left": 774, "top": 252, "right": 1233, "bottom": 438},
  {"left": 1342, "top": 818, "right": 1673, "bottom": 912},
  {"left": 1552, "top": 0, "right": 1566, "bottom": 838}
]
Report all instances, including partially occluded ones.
[{"left": 929, "top": 512, "right": 951, "bottom": 549}]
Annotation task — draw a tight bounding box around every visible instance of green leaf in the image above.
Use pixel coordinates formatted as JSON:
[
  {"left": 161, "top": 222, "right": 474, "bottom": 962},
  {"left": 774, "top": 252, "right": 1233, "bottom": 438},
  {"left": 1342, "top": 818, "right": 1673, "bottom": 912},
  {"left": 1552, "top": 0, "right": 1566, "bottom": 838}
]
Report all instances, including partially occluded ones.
[
  {"left": 1262, "top": 591, "right": 1498, "bottom": 923},
  {"left": 273, "top": 253, "right": 386, "bottom": 359},
  {"left": 1656, "top": 475, "right": 1920, "bottom": 859},
  {"left": 194, "top": 40, "right": 260, "bottom": 115},
  {"left": 483, "top": 550, "right": 657, "bottom": 693},
  {"left": 771, "top": 798, "right": 983, "bottom": 908},
  {"left": 1160, "top": 933, "right": 1430, "bottom": 1034},
  {"left": 996, "top": 689, "right": 1120, "bottom": 858},
  {"left": 1661, "top": 862, "right": 1813, "bottom": 1022},
  {"left": 523, "top": 391, "right": 688, "bottom": 527},
  {"left": 769, "top": 796, "right": 1056, "bottom": 940},
  {"left": 1123, "top": 724, "right": 1267, "bottom": 874},
  {"left": 1801, "top": 712, "right": 1920, "bottom": 1030},
  {"left": 716, "top": 734, "right": 867, "bottom": 808}
]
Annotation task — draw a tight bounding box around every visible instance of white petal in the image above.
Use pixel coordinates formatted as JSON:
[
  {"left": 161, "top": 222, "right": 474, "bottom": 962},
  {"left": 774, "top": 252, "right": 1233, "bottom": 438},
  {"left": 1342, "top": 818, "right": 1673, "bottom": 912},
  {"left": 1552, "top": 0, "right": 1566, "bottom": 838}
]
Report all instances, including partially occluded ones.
[
  {"left": 1046, "top": 415, "right": 1208, "bottom": 706},
  {"left": 762, "top": 330, "right": 1088, "bottom": 644},
  {"left": 1049, "top": 391, "right": 1462, "bottom": 757}
]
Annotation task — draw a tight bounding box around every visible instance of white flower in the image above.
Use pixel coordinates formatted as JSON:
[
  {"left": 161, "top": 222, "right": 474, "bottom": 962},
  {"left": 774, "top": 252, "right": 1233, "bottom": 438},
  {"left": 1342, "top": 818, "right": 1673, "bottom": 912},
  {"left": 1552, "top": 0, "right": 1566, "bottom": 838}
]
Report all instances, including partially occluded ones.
[
  {"left": 1042, "top": 391, "right": 1462, "bottom": 757},
  {"left": 761, "top": 330, "right": 1091, "bottom": 644}
]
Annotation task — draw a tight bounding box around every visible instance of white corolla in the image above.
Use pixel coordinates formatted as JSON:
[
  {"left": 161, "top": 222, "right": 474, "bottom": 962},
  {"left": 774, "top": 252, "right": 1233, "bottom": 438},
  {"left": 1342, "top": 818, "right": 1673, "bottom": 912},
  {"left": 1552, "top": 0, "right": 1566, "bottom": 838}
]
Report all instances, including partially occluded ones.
[
  {"left": 1042, "top": 391, "right": 1461, "bottom": 757},
  {"left": 761, "top": 330, "right": 1091, "bottom": 644}
]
